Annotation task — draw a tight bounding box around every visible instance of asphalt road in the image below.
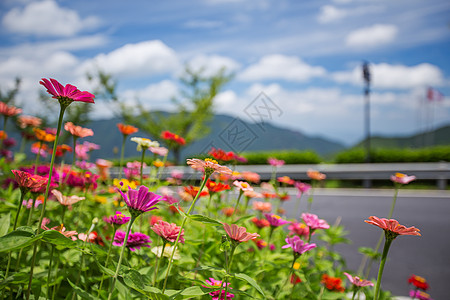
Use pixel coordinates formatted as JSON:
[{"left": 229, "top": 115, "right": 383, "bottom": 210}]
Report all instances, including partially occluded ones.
[{"left": 281, "top": 188, "right": 450, "bottom": 300}]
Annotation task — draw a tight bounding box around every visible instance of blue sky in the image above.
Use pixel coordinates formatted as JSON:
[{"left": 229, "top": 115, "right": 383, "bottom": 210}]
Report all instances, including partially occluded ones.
[{"left": 0, "top": 0, "right": 449, "bottom": 146}]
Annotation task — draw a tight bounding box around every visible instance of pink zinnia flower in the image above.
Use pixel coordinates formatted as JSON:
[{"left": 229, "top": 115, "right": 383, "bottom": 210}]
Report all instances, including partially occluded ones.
[
  {"left": 343, "top": 272, "right": 374, "bottom": 287},
  {"left": 243, "top": 190, "right": 263, "bottom": 199},
  {"left": 268, "top": 157, "right": 284, "bottom": 167},
  {"left": 288, "top": 222, "right": 310, "bottom": 239},
  {"left": 151, "top": 220, "right": 185, "bottom": 243},
  {"left": 294, "top": 181, "right": 311, "bottom": 197},
  {"left": 186, "top": 158, "right": 232, "bottom": 176},
  {"left": 22, "top": 198, "right": 43, "bottom": 209},
  {"left": 18, "top": 115, "right": 42, "bottom": 128},
  {"left": 390, "top": 172, "right": 416, "bottom": 185},
  {"left": 205, "top": 278, "right": 235, "bottom": 300},
  {"left": 223, "top": 223, "right": 260, "bottom": 243},
  {"left": 0, "top": 102, "right": 22, "bottom": 117},
  {"left": 409, "top": 290, "right": 433, "bottom": 300},
  {"left": 104, "top": 211, "right": 130, "bottom": 226},
  {"left": 264, "top": 213, "right": 290, "bottom": 227},
  {"left": 149, "top": 146, "right": 169, "bottom": 157},
  {"left": 117, "top": 185, "right": 163, "bottom": 215},
  {"left": 64, "top": 122, "right": 94, "bottom": 138},
  {"left": 40, "top": 78, "right": 95, "bottom": 104},
  {"left": 51, "top": 189, "right": 85, "bottom": 208},
  {"left": 113, "top": 230, "right": 152, "bottom": 251},
  {"left": 252, "top": 201, "right": 272, "bottom": 213},
  {"left": 302, "top": 213, "right": 330, "bottom": 230},
  {"left": 241, "top": 171, "right": 260, "bottom": 183},
  {"left": 364, "top": 216, "right": 421, "bottom": 238},
  {"left": 282, "top": 235, "right": 316, "bottom": 255},
  {"left": 11, "top": 170, "right": 48, "bottom": 193},
  {"left": 233, "top": 180, "right": 253, "bottom": 192}
]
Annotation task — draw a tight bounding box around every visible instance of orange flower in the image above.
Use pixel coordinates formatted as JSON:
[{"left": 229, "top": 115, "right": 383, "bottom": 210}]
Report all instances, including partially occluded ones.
[
  {"left": 222, "top": 207, "right": 235, "bottom": 217},
  {"left": 365, "top": 216, "right": 421, "bottom": 238},
  {"left": 0, "top": 130, "right": 7, "bottom": 139},
  {"left": 117, "top": 123, "right": 138, "bottom": 136},
  {"left": 307, "top": 169, "right": 326, "bottom": 181},
  {"left": 33, "top": 128, "right": 56, "bottom": 142},
  {"left": 321, "top": 274, "right": 345, "bottom": 292},
  {"left": 64, "top": 122, "right": 94, "bottom": 138},
  {"left": 252, "top": 201, "right": 272, "bottom": 213},
  {"left": 153, "top": 160, "right": 164, "bottom": 168}
]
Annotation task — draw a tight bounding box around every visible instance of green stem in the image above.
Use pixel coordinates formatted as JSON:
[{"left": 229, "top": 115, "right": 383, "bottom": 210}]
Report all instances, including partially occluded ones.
[
  {"left": 26, "top": 194, "right": 37, "bottom": 226},
  {"left": 61, "top": 205, "right": 67, "bottom": 225},
  {"left": 155, "top": 153, "right": 168, "bottom": 181},
  {"left": 307, "top": 181, "right": 316, "bottom": 213},
  {"left": 98, "top": 227, "right": 116, "bottom": 296},
  {"left": 107, "top": 216, "right": 136, "bottom": 300},
  {"left": 232, "top": 191, "right": 243, "bottom": 216},
  {"left": 26, "top": 105, "right": 66, "bottom": 300},
  {"left": 294, "top": 193, "right": 303, "bottom": 216},
  {"left": 140, "top": 148, "right": 146, "bottom": 185},
  {"left": 388, "top": 186, "right": 399, "bottom": 219},
  {"left": 153, "top": 240, "right": 167, "bottom": 286},
  {"left": 274, "top": 256, "right": 296, "bottom": 298},
  {"left": 51, "top": 252, "right": 60, "bottom": 300},
  {"left": 351, "top": 288, "right": 358, "bottom": 300},
  {"left": 72, "top": 136, "right": 77, "bottom": 166},
  {"left": 12, "top": 189, "right": 26, "bottom": 230},
  {"left": 119, "top": 135, "right": 127, "bottom": 179},
  {"left": 373, "top": 236, "right": 394, "bottom": 300},
  {"left": 162, "top": 174, "right": 210, "bottom": 293},
  {"left": 47, "top": 245, "right": 55, "bottom": 299}
]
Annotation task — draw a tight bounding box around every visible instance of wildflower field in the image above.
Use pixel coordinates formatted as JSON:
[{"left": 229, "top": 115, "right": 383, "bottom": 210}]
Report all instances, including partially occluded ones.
[{"left": 0, "top": 79, "right": 431, "bottom": 299}]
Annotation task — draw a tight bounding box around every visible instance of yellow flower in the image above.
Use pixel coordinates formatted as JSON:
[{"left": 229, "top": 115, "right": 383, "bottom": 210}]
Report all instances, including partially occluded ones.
[
  {"left": 153, "top": 160, "right": 164, "bottom": 168},
  {"left": 113, "top": 178, "right": 137, "bottom": 191},
  {"left": 94, "top": 195, "right": 107, "bottom": 204}
]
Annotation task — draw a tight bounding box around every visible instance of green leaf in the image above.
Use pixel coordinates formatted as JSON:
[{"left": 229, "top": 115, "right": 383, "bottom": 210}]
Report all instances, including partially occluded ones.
[
  {"left": 0, "top": 227, "right": 38, "bottom": 252},
  {"left": 0, "top": 212, "right": 10, "bottom": 236},
  {"left": 189, "top": 214, "right": 223, "bottom": 226},
  {"left": 180, "top": 286, "right": 211, "bottom": 297},
  {"left": 41, "top": 230, "right": 77, "bottom": 248},
  {"left": 235, "top": 272, "right": 266, "bottom": 298},
  {"left": 67, "top": 279, "right": 96, "bottom": 300}
]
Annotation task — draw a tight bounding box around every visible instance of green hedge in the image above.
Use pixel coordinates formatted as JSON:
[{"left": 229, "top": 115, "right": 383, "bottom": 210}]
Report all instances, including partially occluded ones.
[
  {"left": 334, "top": 146, "right": 450, "bottom": 163},
  {"left": 239, "top": 150, "right": 322, "bottom": 165}
]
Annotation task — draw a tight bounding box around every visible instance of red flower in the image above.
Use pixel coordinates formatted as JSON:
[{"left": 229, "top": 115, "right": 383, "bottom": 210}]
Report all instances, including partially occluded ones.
[
  {"left": 205, "top": 180, "right": 230, "bottom": 193},
  {"left": 161, "top": 130, "right": 186, "bottom": 145},
  {"left": 251, "top": 217, "right": 270, "bottom": 228},
  {"left": 290, "top": 274, "right": 302, "bottom": 285},
  {"left": 321, "top": 274, "right": 345, "bottom": 292},
  {"left": 11, "top": 170, "right": 48, "bottom": 193},
  {"left": 408, "top": 275, "right": 429, "bottom": 291}
]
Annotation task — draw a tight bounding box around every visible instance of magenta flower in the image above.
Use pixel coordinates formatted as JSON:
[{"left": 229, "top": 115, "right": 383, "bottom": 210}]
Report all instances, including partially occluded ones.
[
  {"left": 409, "top": 290, "right": 433, "bottom": 300},
  {"left": 282, "top": 235, "right": 316, "bottom": 255},
  {"left": 264, "top": 213, "right": 291, "bottom": 227},
  {"left": 205, "top": 278, "right": 235, "bottom": 300},
  {"left": 390, "top": 172, "right": 416, "bottom": 185},
  {"left": 294, "top": 181, "right": 311, "bottom": 197},
  {"left": 343, "top": 272, "right": 374, "bottom": 287},
  {"left": 104, "top": 211, "right": 130, "bottom": 226},
  {"left": 301, "top": 213, "right": 330, "bottom": 230},
  {"left": 268, "top": 157, "right": 284, "bottom": 167},
  {"left": 151, "top": 220, "right": 185, "bottom": 243},
  {"left": 288, "top": 222, "right": 310, "bottom": 239},
  {"left": 40, "top": 78, "right": 95, "bottom": 104},
  {"left": 117, "top": 185, "right": 163, "bottom": 215},
  {"left": 113, "top": 230, "right": 152, "bottom": 251}
]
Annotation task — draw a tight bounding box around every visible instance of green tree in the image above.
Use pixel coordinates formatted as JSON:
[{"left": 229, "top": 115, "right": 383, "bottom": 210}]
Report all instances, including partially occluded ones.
[{"left": 92, "top": 66, "right": 233, "bottom": 164}]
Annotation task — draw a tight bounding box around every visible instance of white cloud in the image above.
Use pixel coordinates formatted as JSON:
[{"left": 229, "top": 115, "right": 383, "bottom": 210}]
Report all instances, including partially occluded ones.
[
  {"left": 2, "top": 0, "right": 100, "bottom": 37},
  {"left": 332, "top": 62, "right": 445, "bottom": 89},
  {"left": 80, "top": 40, "right": 180, "bottom": 78},
  {"left": 185, "top": 54, "right": 241, "bottom": 77},
  {"left": 121, "top": 80, "right": 179, "bottom": 104},
  {"left": 346, "top": 24, "right": 398, "bottom": 49},
  {"left": 318, "top": 5, "right": 347, "bottom": 24},
  {"left": 238, "top": 55, "right": 326, "bottom": 82}
]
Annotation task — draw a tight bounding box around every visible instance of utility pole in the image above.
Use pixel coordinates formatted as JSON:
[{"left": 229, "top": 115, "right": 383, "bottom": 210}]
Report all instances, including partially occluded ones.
[{"left": 362, "top": 61, "right": 371, "bottom": 188}]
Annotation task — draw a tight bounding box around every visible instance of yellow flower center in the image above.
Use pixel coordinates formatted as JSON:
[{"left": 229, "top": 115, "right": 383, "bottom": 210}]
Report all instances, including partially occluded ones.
[
  {"left": 273, "top": 215, "right": 281, "bottom": 220},
  {"left": 242, "top": 183, "right": 248, "bottom": 188},
  {"left": 415, "top": 276, "right": 426, "bottom": 283},
  {"left": 395, "top": 173, "right": 406, "bottom": 178},
  {"left": 205, "top": 158, "right": 218, "bottom": 164},
  {"left": 293, "top": 262, "right": 301, "bottom": 270}
]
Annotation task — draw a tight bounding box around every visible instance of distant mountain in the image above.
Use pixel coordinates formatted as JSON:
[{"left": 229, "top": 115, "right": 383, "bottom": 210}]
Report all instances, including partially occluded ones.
[
  {"left": 81, "top": 113, "right": 346, "bottom": 161},
  {"left": 353, "top": 124, "right": 450, "bottom": 149}
]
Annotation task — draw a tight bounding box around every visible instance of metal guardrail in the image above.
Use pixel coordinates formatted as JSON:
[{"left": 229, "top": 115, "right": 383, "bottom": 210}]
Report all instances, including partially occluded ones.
[{"left": 112, "top": 162, "right": 450, "bottom": 189}]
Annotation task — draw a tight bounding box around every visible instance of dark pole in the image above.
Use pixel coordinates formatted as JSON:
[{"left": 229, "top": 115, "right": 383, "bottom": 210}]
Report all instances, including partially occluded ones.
[
  {"left": 363, "top": 62, "right": 371, "bottom": 163},
  {"left": 362, "top": 62, "right": 371, "bottom": 188}
]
